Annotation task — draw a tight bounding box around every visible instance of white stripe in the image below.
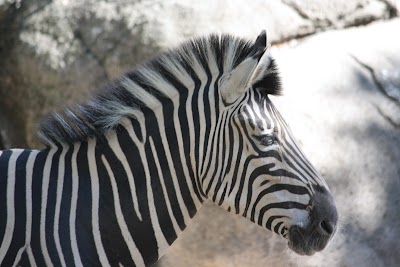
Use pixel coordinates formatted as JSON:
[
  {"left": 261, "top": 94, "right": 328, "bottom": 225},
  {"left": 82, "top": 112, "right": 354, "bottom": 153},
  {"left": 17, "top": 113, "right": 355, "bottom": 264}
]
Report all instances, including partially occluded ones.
[
  {"left": 87, "top": 139, "right": 111, "bottom": 267},
  {"left": 193, "top": 55, "right": 207, "bottom": 177},
  {"left": 40, "top": 148, "right": 56, "bottom": 267},
  {"left": 139, "top": 137, "right": 169, "bottom": 256},
  {"left": 149, "top": 138, "right": 181, "bottom": 235},
  {"left": 227, "top": 116, "right": 248, "bottom": 209},
  {"left": 136, "top": 68, "right": 178, "bottom": 99},
  {"left": 120, "top": 77, "right": 160, "bottom": 109},
  {"left": 25, "top": 151, "right": 39, "bottom": 245},
  {"left": 150, "top": 94, "right": 192, "bottom": 225},
  {"left": 11, "top": 150, "right": 40, "bottom": 267},
  {"left": 203, "top": 111, "right": 228, "bottom": 197},
  {"left": 53, "top": 146, "right": 68, "bottom": 267},
  {"left": 101, "top": 155, "right": 146, "bottom": 267},
  {"left": 199, "top": 72, "right": 218, "bottom": 180},
  {"left": 106, "top": 132, "right": 142, "bottom": 221},
  {"left": 11, "top": 245, "right": 26, "bottom": 267},
  {"left": 185, "top": 54, "right": 204, "bottom": 194},
  {"left": 158, "top": 126, "right": 192, "bottom": 225},
  {"left": 27, "top": 246, "right": 37, "bottom": 267},
  {"left": 162, "top": 60, "right": 203, "bottom": 207},
  {"left": 213, "top": 113, "right": 232, "bottom": 203},
  {"left": 0, "top": 150, "right": 22, "bottom": 264},
  {"left": 159, "top": 57, "right": 204, "bottom": 206},
  {"left": 70, "top": 143, "right": 83, "bottom": 266}
]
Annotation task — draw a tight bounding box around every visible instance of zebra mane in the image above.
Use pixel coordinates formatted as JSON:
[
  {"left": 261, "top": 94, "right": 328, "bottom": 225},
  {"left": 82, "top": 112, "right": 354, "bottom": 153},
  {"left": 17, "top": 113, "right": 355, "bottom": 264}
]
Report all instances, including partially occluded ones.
[{"left": 38, "top": 34, "right": 282, "bottom": 146}]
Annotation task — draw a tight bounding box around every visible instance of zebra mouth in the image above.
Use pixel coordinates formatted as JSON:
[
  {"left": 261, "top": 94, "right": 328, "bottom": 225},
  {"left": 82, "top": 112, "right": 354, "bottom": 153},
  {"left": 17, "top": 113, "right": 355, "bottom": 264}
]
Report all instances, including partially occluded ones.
[{"left": 287, "top": 225, "right": 330, "bottom": 256}]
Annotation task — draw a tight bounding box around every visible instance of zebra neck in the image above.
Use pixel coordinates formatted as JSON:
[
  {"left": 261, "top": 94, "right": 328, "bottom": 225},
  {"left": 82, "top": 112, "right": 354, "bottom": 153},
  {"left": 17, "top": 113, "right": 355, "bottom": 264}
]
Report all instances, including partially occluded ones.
[{"left": 84, "top": 121, "right": 205, "bottom": 265}]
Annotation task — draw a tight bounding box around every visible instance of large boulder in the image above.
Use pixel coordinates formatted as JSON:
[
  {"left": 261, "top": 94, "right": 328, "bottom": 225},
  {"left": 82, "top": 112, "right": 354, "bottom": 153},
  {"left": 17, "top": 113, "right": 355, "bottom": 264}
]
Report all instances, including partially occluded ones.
[
  {"left": 156, "top": 18, "right": 400, "bottom": 267},
  {"left": 0, "top": 0, "right": 394, "bottom": 149}
]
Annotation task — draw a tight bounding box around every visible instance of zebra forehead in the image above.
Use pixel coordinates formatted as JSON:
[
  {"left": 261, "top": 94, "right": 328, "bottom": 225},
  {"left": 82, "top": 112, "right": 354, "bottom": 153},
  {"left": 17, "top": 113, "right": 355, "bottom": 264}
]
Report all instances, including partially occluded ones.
[{"left": 37, "top": 33, "right": 281, "bottom": 146}]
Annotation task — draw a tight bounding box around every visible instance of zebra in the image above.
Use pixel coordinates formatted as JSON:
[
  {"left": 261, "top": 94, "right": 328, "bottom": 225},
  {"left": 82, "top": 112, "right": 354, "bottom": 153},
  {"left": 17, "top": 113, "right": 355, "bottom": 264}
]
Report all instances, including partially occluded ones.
[{"left": 0, "top": 30, "right": 338, "bottom": 267}]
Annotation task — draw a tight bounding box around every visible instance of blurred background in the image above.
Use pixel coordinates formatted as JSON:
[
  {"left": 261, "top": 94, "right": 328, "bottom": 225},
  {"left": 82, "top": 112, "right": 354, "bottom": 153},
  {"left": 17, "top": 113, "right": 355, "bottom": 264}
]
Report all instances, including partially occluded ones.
[{"left": 1, "top": 0, "right": 400, "bottom": 266}]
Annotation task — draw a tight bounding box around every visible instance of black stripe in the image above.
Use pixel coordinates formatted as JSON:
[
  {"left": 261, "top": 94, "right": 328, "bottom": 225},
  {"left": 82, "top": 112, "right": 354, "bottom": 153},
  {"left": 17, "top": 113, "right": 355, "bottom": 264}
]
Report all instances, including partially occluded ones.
[
  {"left": 31, "top": 150, "right": 49, "bottom": 266},
  {"left": 243, "top": 108, "right": 256, "bottom": 130},
  {"left": 227, "top": 115, "right": 245, "bottom": 205},
  {"left": 258, "top": 202, "right": 308, "bottom": 225},
  {"left": 126, "top": 73, "right": 190, "bottom": 230},
  {"left": 59, "top": 144, "right": 75, "bottom": 267},
  {"left": 265, "top": 215, "right": 287, "bottom": 230},
  {"left": 270, "top": 103, "right": 319, "bottom": 179},
  {"left": 3, "top": 150, "right": 30, "bottom": 265},
  {"left": 131, "top": 118, "right": 143, "bottom": 143},
  {"left": 222, "top": 100, "right": 245, "bottom": 183},
  {"left": 233, "top": 113, "right": 257, "bottom": 213},
  {"left": 200, "top": 108, "right": 221, "bottom": 186},
  {"left": 281, "top": 143, "right": 317, "bottom": 182},
  {"left": 179, "top": 60, "right": 205, "bottom": 198},
  {"left": 0, "top": 150, "right": 11, "bottom": 247},
  {"left": 204, "top": 111, "right": 226, "bottom": 195},
  {"left": 18, "top": 250, "right": 30, "bottom": 266},
  {"left": 161, "top": 101, "right": 197, "bottom": 222},
  {"left": 163, "top": 118, "right": 198, "bottom": 219},
  {"left": 251, "top": 182, "right": 309, "bottom": 222},
  {"left": 222, "top": 115, "right": 235, "bottom": 178},
  {"left": 142, "top": 109, "right": 176, "bottom": 245},
  {"left": 274, "top": 222, "right": 284, "bottom": 235},
  {"left": 162, "top": 63, "right": 204, "bottom": 202},
  {"left": 145, "top": 79, "right": 189, "bottom": 229},
  {"left": 199, "top": 58, "right": 214, "bottom": 178},
  {"left": 75, "top": 142, "right": 101, "bottom": 266},
  {"left": 45, "top": 146, "right": 62, "bottom": 267},
  {"left": 218, "top": 183, "right": 228, "bottom": 206},
  {"left": 242, "top": 151, "right": 283, "bottom": 217},
  {"left": 209, "top": 112, "right": 230, "bottom": 200},
  {"left": 280, "top": 225, "right": 287, "bottom": 236},
  {"left": 116, "top": 126, "right": 158, "bottom": 266},
  {"left": 190, "top": 71, "right": 202, "bottom": 176},
  {"left": 96, "top": 140, "right": 136, "bottom": 267}
]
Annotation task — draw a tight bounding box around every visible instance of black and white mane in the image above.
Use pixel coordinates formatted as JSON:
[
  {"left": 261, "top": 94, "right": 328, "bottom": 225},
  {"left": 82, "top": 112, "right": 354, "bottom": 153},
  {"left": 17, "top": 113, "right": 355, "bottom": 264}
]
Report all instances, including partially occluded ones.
[{"left": 38, "top": 34, "right": 281, "bottom": 146}]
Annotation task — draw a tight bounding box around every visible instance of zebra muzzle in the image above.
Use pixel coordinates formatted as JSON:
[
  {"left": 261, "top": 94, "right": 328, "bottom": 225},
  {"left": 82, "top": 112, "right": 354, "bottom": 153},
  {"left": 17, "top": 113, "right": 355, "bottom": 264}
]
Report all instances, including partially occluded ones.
[{"left": 287, "top": 186, "right": 338, "bottom": 255}]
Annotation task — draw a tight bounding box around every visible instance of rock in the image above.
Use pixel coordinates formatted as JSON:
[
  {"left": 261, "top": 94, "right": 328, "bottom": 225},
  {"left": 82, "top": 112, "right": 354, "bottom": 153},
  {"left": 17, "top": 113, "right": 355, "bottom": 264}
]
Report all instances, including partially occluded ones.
[
  {"left": 282, "top": 0, "right": 391, "bottom": 29},
  {"left": 155, "top": 18, "right": 400, "bottom": 267},
  {"left": 0, "top": 0, "right": 107, "bottom": 148},
  {"left": 0, "top": 0, "right": 395, "bottom": 148}
]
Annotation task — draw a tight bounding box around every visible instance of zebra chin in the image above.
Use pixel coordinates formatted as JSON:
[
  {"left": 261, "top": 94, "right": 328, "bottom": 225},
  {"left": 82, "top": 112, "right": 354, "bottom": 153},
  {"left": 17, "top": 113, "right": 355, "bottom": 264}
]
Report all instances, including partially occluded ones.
[{"left": 287, "top": 186, "right": 338, "bottom": 255}]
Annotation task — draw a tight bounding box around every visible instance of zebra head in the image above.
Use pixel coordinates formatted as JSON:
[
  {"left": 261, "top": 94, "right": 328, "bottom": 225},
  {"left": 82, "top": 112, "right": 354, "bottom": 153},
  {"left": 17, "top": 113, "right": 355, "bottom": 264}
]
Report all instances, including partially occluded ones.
[{"left": 208, "top": 31, "right": 338, "bottom": 255}]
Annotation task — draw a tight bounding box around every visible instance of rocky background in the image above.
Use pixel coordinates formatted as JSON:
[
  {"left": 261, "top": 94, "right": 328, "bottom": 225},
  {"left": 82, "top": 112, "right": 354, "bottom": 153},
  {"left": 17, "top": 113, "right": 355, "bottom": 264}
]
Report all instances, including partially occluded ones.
[{"left": 1, "top": 0, "right": 400, "bottom": 266}]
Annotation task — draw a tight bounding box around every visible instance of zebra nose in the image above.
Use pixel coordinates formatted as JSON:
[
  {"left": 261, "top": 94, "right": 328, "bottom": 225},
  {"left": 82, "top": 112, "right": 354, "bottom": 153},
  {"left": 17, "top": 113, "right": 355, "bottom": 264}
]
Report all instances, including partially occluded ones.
[
  {"left": 319, "top": 219, "right": 335, "bottom": 236},
  {"left": 310, "top": 185, "right": 338, "bottom": 237}
]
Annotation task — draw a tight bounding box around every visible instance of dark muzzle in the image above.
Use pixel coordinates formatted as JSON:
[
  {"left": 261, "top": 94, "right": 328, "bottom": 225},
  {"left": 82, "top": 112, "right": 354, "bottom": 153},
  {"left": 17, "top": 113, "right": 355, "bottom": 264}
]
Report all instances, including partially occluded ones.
[{"left": 288, "top": 186, "right": 338, "bottom": 255}]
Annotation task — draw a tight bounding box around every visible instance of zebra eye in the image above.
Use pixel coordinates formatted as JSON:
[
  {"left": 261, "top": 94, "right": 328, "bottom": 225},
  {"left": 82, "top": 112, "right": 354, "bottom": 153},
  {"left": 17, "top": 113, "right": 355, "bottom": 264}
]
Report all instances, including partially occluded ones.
[{"left": 255, "top": 134, "right": 277, "bottom": 146}]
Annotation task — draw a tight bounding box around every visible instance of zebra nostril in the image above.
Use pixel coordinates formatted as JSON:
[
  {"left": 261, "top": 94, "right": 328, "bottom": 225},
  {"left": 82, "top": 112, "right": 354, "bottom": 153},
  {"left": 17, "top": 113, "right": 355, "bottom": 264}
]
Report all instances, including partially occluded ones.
[{"left": 319, "top": 220, "right": 334, "bottom": 236}]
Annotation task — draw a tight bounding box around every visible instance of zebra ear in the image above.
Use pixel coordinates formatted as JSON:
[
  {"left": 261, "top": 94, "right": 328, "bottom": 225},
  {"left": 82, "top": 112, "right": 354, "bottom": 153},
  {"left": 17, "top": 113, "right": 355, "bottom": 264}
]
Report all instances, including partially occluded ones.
[
  {"left": 248, "top": 48, "right": 282, "bottom": 96},
  {"left": 248, "top": 48, "right": 273, "bottom": 87},
  {"left": 220, "top": 30, "right": 268, "bottom": 105}
]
